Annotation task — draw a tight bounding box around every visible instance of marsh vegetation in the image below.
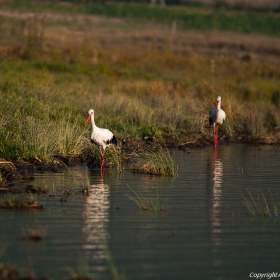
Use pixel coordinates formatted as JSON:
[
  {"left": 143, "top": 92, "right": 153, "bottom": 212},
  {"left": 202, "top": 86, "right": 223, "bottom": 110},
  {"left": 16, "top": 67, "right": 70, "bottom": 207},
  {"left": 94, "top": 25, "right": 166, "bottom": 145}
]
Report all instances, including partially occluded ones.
[{"left": 0, "top": 0, "right": 279, "bottom": 169}]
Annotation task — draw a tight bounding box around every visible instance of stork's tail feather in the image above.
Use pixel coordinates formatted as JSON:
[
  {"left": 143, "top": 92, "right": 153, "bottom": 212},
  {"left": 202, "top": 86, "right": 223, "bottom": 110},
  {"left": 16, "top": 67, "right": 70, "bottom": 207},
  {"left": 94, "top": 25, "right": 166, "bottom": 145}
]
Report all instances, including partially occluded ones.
[
  {"left": 112, "top": 135, "right": 118, "bottom": 145},
  {"left": 106, "top": 135, "right": 118, "bottom": 145},
  {"left": 209, "top": 117, "right": 214, "bottom": 126}
]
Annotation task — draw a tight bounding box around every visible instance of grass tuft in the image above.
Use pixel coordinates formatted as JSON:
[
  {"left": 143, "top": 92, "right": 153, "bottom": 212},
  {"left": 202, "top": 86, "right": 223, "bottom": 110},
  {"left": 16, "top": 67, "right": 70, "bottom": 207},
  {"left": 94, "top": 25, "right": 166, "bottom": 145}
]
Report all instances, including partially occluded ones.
[
  {"left": 104, "top": 144, "right": 123, "bottom": 173},
  {"left": 242, "top": 189, "right": 280, "bottom": 217},
  {"left": 134, "top": 145, "right": 175, "bottom": 176}
]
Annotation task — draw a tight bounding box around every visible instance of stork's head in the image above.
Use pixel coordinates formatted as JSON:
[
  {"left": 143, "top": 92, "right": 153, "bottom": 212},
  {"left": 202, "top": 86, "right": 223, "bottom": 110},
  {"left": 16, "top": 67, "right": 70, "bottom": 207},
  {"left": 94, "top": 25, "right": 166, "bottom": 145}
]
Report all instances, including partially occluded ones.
[
  {"left": 88, "top": 109, "right": 94, "bottom": 115},
  {"left": 85, "top": 109, "right": 94, "bottom": 126},
  {"left": 216, "top": 96, "right": 222, "bottom": 110}
]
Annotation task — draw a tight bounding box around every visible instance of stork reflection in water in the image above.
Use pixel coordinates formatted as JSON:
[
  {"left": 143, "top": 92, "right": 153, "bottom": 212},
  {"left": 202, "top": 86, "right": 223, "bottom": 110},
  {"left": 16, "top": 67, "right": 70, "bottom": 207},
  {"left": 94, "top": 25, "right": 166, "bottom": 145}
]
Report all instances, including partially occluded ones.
[
  {"left": 210, "top": 148, "right": 224, "bottom": 266},
  {"left": 80, "top": 181, "right": 110, "bottom": 276},
  {"left": 211, "top": 148, "right": 224, "bottom": 234},
  {"left": 212, "top": 148, "right": 223, "bottom": 194}
]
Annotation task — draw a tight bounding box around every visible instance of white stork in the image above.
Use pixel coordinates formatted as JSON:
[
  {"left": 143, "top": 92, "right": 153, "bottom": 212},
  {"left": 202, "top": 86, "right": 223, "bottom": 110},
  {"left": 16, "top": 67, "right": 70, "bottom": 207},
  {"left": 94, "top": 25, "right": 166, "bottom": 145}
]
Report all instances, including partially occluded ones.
[
  {"left": 209, "top": 96, "right": 226, "bottom": 148},
  {"left": 85, "top": 109, "right": 118, "bottom": 169}
]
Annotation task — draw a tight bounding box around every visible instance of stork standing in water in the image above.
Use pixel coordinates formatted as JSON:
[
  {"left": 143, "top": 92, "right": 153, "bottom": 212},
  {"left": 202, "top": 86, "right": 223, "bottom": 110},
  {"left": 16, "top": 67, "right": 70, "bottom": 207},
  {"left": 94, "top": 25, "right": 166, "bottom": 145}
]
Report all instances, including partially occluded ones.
[
  {"left": 85, "top": 109, "right": 118, "bottom": 170},
  {"left": 209, "top": 96, "right": 226, "bottom": 148}
]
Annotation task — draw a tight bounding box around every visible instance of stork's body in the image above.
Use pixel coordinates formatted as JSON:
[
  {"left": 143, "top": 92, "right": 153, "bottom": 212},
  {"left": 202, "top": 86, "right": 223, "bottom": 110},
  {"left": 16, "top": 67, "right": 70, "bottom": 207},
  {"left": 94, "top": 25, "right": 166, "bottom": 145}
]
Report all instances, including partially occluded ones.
[
  {"left": 209, "top": 96, "right": 226, "bottom": 148},
  {"left": 85, "top": 109, "right": 117, "bottom": 170}
]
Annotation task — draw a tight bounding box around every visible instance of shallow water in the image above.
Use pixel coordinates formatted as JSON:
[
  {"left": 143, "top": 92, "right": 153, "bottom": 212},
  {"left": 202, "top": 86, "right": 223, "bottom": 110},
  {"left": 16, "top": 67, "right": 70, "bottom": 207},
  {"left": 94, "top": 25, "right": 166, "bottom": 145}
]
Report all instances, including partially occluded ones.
[{"left": 1, "top": 144, "right": 280, "bottom": 280}]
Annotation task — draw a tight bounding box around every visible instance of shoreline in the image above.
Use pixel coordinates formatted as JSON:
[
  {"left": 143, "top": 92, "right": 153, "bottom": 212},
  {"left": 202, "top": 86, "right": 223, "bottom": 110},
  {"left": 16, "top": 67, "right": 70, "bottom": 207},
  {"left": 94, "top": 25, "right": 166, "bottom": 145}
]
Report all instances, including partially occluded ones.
[{"left": 0, "top": 136, "right": 279, "bottom": 190}]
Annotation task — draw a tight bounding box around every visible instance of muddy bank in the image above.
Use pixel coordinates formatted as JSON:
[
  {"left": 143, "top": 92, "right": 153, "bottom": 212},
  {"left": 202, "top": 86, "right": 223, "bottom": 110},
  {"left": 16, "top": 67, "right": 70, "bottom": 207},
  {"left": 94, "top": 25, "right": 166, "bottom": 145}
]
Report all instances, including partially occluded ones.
[
  {"left": 0, "top": 137, "right": 187, "bottom": 189},
  {"left": 0, "top": 261, "right": 93, "bottom": 280},
  {"left": 0, "top": 153, "right": 86, "bottom": 190},
  {"left": 0, "top": 136, "right": 278, "bottom": 189}
]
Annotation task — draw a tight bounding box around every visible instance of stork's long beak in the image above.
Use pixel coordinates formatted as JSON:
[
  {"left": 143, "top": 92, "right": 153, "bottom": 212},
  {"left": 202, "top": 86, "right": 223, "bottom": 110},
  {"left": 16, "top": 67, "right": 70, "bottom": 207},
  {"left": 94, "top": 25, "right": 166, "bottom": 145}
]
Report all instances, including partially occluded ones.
[{"left": 85, "top": 114, "right": 91, "bottom": 126}]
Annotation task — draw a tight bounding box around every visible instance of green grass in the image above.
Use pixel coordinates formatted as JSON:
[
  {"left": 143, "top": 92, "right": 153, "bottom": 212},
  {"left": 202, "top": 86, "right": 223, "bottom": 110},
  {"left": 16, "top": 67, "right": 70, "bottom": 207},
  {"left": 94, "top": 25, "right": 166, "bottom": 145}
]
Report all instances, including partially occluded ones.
[
  {"left": 89, "top": 4, "right": 280, "bottom": 36},
  {"left": 0, "top": 87, "right": 87, "bottom": 161},
  {"left": 7, "top": 1, "right": 280, "bottom": 36},
  {"left": 1, "top": 52, "right": 280, "bottom": 162}
]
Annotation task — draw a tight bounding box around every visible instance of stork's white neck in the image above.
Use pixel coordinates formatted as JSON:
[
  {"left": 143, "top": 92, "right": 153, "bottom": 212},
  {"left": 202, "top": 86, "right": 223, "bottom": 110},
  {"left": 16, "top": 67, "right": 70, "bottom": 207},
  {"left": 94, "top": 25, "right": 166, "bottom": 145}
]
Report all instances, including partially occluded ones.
[
  {"left": 90, "top": 112, "right": 96, "bottom": 128},
  {"left": 216, "top": 101, "right": 221, "bottom": 110}
]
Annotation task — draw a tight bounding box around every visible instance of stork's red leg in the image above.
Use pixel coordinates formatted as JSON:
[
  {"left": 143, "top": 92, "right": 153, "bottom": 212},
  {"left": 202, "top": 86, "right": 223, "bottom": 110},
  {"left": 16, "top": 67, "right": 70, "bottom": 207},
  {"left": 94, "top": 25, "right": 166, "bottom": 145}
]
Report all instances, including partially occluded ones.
[
  {"left": 99, "top": 148, "right": 104, "bottom": 170},
  {"left": 101, "top": 154, "right": 105, "bottom": 169},
  {"left": 100, "top": 166, "right": 105, "bottom": 178},
  {"left": 214, "top": 136, "right": 218, "bottom": 148},
  {"left": 214, "top": 125, "right": 219, "bottom": 148},
  {"left": 213, "top": 124, "right": 216, "bottom": 148}
]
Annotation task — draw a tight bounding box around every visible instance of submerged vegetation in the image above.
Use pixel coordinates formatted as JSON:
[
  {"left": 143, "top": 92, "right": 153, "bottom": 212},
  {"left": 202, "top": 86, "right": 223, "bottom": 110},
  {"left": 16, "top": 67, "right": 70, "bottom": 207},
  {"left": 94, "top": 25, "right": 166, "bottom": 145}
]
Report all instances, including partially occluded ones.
[
  {"left": 126, "top": 185, "right": 167, "bottom": 211},
  {"left": 105, "top": 242, "right": 127, "bottom": 280},
  {"left": 21, "top": 226, "right": 48, "bottom": 241},
  {"left": 0, "top": 199, "right": 44, "bottom": 209},
  {"left": 0, "top": 241, "right": 125, "bottom": 280},
  {"left": 0, "top": 0, "right": 279, "bottom": 167},
  {"left": 0, "top": 263, "right": 20, "bottom": 280},
  {"left": 242, "top": 189, "right": 280, "bottom": 217}
]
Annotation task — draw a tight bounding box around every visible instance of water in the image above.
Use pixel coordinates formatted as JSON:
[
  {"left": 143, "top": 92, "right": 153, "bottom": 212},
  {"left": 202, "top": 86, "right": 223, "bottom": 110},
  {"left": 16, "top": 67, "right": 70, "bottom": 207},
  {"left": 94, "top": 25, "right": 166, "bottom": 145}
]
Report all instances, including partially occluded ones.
[{"left": 1, "top": 144, "right": 280, "bottom": 280}]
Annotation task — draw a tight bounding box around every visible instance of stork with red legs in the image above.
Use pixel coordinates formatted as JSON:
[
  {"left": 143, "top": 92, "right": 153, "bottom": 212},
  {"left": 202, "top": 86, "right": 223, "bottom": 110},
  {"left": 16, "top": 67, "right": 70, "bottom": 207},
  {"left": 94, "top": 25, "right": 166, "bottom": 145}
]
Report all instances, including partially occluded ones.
[
  {"left": 85, "top": 109, "right": 118, "bottom": 172},
  {"left": 209, "top": 96, "right": 226, "bottom": 148}
]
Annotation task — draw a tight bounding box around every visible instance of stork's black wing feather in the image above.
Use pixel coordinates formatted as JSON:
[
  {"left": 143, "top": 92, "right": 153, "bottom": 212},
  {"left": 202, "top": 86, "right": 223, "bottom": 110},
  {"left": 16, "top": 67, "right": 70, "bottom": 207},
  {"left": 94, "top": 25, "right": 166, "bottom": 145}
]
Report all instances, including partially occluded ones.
[{"left": 105, "top": 135, "right": 118, "bottom": 145}]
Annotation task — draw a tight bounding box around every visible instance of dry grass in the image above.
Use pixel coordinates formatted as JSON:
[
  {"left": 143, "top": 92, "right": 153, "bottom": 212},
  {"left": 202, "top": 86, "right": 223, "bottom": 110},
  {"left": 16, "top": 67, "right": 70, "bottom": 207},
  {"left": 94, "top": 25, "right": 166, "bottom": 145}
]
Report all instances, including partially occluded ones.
[
  {"left": 0, "top": 3, "right": 280, "bottom": 163},
  {"left": 1, "top": 8, "right": 280, "bottom": 64}
]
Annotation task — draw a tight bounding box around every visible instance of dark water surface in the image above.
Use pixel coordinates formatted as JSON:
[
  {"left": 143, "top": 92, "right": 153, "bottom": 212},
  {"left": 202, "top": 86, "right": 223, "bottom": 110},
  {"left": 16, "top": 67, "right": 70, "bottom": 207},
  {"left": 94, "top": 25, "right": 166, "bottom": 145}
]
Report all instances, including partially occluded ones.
[{"left": 1, "top": 144, "right": 280, "bottom": 280}]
